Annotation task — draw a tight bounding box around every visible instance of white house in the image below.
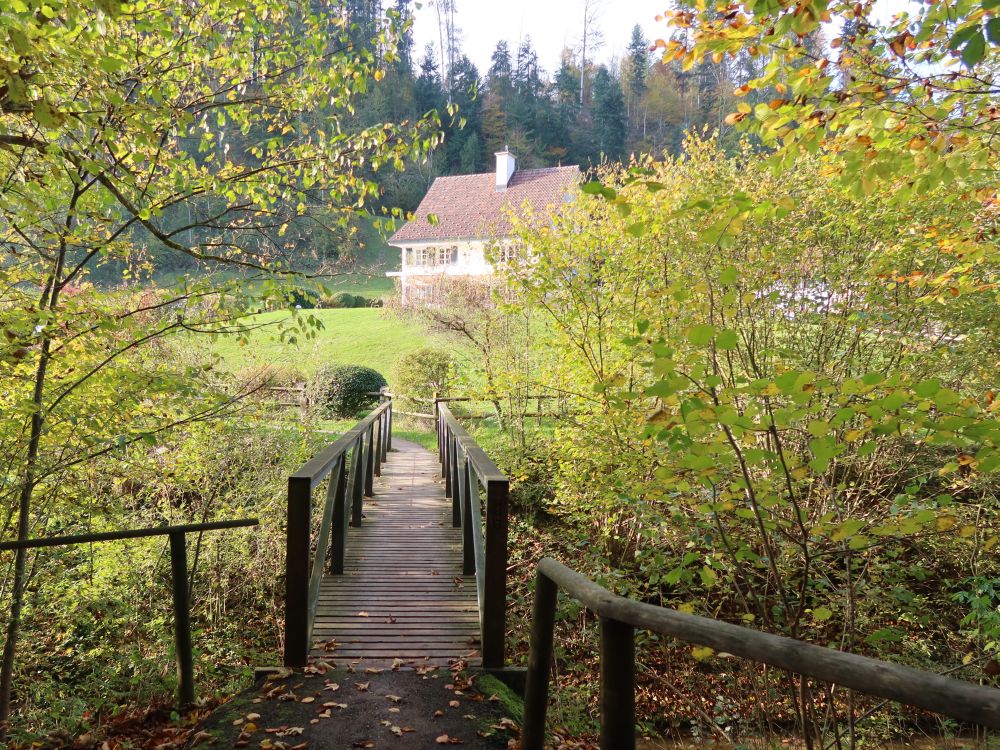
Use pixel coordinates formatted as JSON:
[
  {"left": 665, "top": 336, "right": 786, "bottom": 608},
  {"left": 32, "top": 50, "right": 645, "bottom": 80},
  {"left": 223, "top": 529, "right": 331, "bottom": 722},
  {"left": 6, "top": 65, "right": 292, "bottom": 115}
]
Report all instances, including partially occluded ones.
[{"left": 388, "top": 150, "right": 579, "bottom": 304}]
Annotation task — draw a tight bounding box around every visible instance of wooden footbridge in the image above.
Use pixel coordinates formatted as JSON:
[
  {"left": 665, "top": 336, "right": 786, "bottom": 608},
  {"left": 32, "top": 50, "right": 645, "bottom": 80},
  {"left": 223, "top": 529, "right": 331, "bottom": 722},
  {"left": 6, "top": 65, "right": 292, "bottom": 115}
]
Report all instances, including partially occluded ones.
[{"left": 283, "top": 397, "right": 509, "bottom": 671}]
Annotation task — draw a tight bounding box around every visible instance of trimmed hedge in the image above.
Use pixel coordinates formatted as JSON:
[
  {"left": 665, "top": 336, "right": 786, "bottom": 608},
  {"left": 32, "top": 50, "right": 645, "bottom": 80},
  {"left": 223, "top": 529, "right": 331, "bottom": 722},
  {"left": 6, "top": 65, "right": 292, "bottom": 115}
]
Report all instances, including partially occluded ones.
[{"left": 317, "top": 292, "right": 384, "bottom": 309}]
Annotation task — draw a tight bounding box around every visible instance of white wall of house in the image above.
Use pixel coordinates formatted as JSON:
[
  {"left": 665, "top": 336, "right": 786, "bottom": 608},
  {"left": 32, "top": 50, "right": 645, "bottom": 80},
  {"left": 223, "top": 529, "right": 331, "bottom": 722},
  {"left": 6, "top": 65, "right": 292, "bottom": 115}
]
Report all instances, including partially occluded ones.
[{"left": 388, "top": 239, "right": 505, "bottom": 304}]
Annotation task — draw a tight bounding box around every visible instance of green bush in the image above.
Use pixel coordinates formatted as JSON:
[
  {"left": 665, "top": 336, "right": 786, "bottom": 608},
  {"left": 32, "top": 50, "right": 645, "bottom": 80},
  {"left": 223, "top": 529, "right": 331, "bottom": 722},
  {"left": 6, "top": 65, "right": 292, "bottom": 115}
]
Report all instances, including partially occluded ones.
[
  {"left": 310, "top": 364, "right": 387, "bottom": 417},
  {"left": 391, "top": 347, "right": 453, "bottom": 407}
]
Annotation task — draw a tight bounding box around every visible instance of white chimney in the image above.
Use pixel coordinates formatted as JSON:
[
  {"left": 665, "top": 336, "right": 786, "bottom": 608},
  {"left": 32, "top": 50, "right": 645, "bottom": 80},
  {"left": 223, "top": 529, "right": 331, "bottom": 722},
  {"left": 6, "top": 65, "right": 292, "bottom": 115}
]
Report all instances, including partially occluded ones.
[{"left": 495, "top": 149, "right": 516, "bottom": 191}]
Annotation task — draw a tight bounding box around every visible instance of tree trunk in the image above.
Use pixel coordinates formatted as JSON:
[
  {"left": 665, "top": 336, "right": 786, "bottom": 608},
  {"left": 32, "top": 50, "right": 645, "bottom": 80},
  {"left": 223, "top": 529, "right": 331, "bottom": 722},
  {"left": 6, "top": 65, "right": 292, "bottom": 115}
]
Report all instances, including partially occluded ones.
[{"left": 0, "top": 187, "right": 74, "bottom": 736}]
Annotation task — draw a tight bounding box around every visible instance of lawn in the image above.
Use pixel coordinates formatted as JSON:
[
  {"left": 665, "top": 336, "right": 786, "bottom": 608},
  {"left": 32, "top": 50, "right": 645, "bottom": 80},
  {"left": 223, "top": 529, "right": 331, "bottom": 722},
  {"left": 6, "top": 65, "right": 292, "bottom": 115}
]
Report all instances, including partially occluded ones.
[{"left": 206, "top": 308, "right": 441, "bottom": 378}]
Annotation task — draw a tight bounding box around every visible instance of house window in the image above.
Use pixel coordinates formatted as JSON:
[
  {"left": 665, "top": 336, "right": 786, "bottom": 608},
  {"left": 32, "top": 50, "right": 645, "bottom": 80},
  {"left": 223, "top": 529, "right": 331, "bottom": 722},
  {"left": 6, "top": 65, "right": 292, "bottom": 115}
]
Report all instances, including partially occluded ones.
[{"left": 414, "top": 246, "right": 456, "bottom": 266}]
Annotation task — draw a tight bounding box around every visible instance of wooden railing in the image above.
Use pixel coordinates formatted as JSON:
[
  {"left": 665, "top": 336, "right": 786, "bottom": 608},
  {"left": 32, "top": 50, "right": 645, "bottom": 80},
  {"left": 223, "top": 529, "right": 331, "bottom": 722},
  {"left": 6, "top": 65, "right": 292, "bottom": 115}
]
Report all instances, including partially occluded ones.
[
  {"left": 435, "top": 401, "right": 509, "bottom": 670},
  {"left": 283, "top": 397, "right": 393, "bottom": 667},
  {"left": 521, "top": 557, "right": 1000, "bottom": 750},
  {"left": 0, "top": 519, "right": 258, "bottom": 705}
]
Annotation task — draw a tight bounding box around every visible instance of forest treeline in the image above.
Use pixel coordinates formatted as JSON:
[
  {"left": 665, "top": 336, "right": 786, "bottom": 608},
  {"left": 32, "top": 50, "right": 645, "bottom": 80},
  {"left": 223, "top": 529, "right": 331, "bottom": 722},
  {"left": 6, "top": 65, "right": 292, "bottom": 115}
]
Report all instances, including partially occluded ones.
[{"left": 346, "top": 0, "right": 752, "bottom": 211}]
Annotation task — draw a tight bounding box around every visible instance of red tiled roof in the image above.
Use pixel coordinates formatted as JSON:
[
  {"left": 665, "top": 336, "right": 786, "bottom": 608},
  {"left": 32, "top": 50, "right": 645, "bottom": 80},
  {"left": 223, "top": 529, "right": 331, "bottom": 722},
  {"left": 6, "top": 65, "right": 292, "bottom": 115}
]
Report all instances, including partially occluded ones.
[{"left": 389, "top": 165, "right": 580, "bottom": 244}]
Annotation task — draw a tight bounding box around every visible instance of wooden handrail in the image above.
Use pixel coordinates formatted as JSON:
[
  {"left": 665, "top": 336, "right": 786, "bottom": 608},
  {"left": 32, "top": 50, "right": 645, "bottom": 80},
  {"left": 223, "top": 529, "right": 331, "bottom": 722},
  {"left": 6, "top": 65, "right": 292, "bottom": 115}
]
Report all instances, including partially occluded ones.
[
  {"left": 0, "top": 519, "right": 258, "bottom": 550},
  {"left": 0, "top": 519, "right": 258, "bottom": 706},
  {"left": 284, "top": 397, "right": 393, "bottom": 667},
  {"left": 435, "top": 401, "right": 509, "bottom": 669},
  {"left": 521, "top": 557, "right": 1000, "bottom": 749}
]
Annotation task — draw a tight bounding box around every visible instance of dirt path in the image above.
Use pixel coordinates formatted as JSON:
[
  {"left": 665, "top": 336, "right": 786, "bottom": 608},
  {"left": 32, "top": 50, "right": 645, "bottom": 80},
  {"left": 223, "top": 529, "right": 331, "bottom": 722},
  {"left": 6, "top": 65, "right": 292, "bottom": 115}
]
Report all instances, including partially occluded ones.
[{"left": 188, "top": 665, "right": 520, "bottom": 749}]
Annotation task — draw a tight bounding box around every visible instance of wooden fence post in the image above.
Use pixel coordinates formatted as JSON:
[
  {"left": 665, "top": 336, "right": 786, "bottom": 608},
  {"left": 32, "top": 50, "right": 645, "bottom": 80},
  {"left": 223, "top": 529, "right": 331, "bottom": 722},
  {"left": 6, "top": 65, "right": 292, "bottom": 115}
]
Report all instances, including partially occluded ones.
[
  {"left": 168, "top": 531, "right": 195, "bottom": 705},
  {"left": 599, "top": 617, "right": 635, "bottom": 750}
]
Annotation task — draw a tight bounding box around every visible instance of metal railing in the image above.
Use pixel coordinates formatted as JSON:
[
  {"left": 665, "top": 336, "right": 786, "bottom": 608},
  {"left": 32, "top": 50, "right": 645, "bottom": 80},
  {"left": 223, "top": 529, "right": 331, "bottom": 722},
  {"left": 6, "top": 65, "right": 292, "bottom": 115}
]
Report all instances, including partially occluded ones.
[
  {"left": 283, "top": 397, "right": 393, "bottom": 666},
  {"left": 0, "top": 519, "right": 258, "bottom": 705},
  {"left": 435, "top": 401, "right": 509, "bottom": 669},
  {"left": 521, "top": 557, "right": 1000, "bottom": 750}
]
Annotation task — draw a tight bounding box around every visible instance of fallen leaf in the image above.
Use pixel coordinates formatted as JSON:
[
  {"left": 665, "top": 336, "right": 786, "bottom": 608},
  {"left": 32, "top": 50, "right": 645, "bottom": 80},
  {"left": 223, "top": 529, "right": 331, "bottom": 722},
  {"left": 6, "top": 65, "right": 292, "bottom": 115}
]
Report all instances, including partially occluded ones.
[
  {"left": 436, "top": 735, "right": 464, "bottom": 745},
  {"left": 385, "top": 694, "right": 402, "bottom": 703},
  {"left": 449, "top": 700, "right": 460, "bottom": 708},
  {"left": 355, "top": 682, "right": 370, "bottom": 692},
  {"left": 300, "top": 696, "right": 315, "bottom": 704}
]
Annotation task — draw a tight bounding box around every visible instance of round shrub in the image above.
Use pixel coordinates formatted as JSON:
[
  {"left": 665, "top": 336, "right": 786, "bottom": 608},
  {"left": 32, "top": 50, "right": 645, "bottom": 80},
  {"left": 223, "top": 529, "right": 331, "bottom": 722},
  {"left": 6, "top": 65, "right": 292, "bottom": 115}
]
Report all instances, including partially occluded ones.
[
  {"left": 311, "top": 364, "right": 387, "bottom": 418},
  {"left": 392, "top": 347, "right": 453, "bottom": 408}
]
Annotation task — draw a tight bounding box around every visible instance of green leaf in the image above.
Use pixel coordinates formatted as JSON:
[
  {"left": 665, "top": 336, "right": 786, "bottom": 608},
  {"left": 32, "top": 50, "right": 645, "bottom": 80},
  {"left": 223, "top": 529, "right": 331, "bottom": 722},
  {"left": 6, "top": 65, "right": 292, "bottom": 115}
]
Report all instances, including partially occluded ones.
[
  {"left": 687, "top": 324, "right": 716, "bottom": 346},
  {"left": 812, "top": 606, "right": 833, "bottom": 622},
  {"left": 719, "top": 267, "right": 739, "bottom": 285},
  {"left": 32, "top": 99, "right": 58, "bottom": 128},
  {"left": 987, "top": 17, "right": 1000, "bottom": 43},
  {"left": 961, "top": 30, "right": 986, "bottom": 67},
  {"left": 865, "top": 627, "right": 904, "bottom": 644},
  {"left": 100, "top": 56, "right": 126, "bottom": 74},
  {"left": 699, "top": 566, "right": 718, "bottom": 586},
  {"left": 716, "top": 329, "right": 739, "bottom": 350}
]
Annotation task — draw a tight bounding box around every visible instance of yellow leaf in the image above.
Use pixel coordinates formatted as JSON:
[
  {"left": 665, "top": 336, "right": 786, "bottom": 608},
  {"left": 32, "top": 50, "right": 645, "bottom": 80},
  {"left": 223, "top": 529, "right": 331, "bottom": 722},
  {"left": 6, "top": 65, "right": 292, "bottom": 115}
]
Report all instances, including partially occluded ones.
[
  {"left": 958, "top": 525, "right": 976, "bottom": 538},
  {"left": 936, "top": 515, "right": 956, "bottom": 531},
  {"left": 692, "top": 646, "right": 714, "bottom": 662}
]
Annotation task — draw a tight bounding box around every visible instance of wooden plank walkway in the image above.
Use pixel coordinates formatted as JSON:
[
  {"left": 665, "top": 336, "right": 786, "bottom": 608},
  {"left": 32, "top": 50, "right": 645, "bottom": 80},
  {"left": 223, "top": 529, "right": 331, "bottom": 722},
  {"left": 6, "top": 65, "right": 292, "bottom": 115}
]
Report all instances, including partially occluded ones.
[{"left": 310, "top": 439, "right": 481, "bottom": 667}]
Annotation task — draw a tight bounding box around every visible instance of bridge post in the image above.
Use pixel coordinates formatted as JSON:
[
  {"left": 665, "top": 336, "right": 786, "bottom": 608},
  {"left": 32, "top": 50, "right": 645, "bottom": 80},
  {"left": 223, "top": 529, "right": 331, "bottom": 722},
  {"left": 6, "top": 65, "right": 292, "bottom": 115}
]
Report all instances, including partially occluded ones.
[
  {"left": 521, "top": 570, "right": 558, "bottom": 750},
  {"left": 284, "top": 475, "right": 312, "bottom": 667},
  {"left": 461, "top": 459, "right": 475, "bottom": 576},
  {"left": 482, "top": 478, "right": 509, "bottom": 669},
  {"left": 330, "top": 456, "right": 348, "bottom": 574},
  {"left": 364, "top": 423, "right": 375, "bottom": 496},
  {"left": 451, "top": 437, "right": 461, "bottom": 528},
  {"left": 350, "top": 435, "right": 364, "bottom": 527}
]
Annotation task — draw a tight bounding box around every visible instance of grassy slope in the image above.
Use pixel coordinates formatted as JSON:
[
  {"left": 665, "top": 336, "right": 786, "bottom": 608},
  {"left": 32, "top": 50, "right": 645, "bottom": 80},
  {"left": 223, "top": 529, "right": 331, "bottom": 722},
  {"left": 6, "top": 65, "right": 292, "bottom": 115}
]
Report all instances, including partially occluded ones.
[{"left": 207, "top": 308, "right": 438, "bottom": 377}]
